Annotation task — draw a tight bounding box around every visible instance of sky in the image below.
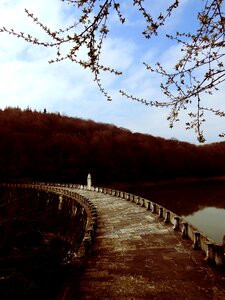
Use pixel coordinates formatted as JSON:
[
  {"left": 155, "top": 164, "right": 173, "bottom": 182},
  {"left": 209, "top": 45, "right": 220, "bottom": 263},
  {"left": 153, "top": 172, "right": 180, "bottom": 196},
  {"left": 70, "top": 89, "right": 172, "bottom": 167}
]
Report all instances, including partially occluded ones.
[{"left": 0, "top": 0, "right": 224, "bottom": 144}]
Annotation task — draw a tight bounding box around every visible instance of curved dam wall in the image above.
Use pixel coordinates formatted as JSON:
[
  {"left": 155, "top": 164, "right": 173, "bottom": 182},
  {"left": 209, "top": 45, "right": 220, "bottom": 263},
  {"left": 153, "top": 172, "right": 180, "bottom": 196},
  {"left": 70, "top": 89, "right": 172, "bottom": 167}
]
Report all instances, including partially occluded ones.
[
  {"left": 0, "top": 182, "right": 224, "bottom": 267},
  {"left": 0, "top": 184, "right": 98, "bottom": 299},
  {"left": 79, "top": 184, "right": 225, "bottom": 267},
  {"left": 0, "top": 184, "right": 97, "bottom": 257}
]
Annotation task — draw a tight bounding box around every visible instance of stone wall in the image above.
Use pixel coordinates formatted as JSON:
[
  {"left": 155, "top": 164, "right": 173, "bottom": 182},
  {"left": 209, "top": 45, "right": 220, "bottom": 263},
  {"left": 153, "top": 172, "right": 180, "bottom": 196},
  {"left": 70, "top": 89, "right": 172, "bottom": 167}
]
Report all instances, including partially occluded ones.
[
  {"left": 0, "top": 183, "right": 98, "bottom": 299},
  {"left": 81, "top": 184, "right": 225, "bottom": 267}
]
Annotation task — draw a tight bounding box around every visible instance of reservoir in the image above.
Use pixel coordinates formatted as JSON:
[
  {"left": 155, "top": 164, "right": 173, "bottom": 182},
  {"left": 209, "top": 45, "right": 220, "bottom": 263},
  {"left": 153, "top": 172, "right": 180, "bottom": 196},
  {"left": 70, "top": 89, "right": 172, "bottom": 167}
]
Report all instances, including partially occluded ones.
[{"left": 116, "top": 179, "right": 225, "bottom": 244}]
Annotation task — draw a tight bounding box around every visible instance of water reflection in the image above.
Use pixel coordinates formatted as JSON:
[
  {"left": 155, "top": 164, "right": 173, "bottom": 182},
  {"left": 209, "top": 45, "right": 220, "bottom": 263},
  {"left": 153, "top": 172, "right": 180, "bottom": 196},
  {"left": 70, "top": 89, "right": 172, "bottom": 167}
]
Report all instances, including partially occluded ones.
[
  {"left": 114, "top": 180, "right": 225, "bottom": 244},
  {"left": 182, "top": 207, "right": 225, "bottom": 244}
]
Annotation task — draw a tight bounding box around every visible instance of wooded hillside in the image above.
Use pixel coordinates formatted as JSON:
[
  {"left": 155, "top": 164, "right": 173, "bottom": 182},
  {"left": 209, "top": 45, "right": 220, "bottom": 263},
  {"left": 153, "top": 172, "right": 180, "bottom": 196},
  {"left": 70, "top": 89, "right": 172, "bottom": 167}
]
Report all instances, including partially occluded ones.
[{"left": 0, "top": 107, "right": 224, "bottom": 184}]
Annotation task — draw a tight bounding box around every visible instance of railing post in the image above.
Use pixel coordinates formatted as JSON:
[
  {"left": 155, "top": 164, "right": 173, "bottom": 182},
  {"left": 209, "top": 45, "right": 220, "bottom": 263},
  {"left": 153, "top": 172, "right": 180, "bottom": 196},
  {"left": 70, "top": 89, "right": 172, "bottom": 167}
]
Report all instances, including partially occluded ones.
[
  {"left": 205, "top": 243, "right": 215, "bottom": 265},
  {"left": 214, "top": 245, "right": 224, "bottom": 266},
  {"left": 181, "top": 222, "right": 188, "bottom": 239},
  {"left": 83, "top": 236, "right": 92, "bottom": 254},
  {"left": 173, "top": 216, "right": 180, "bottom": 230},
  {"left": 158, "top": 207, "right": 163, "bottom": 218},
  {"left": 164, "top": 211, "right": 170, "bottom": 223},
  {"left": 88, "top": 227, "right": 94, "bottom": 239},
  {"left": 58, "top": 195, "right": 63, "bottom": 210},
  {"left": 92, "top": 216, "right": 97, "bottom": 226},
  {"left": 193, "top": 231, "right": 201, "bottom": 250},
  {"left": 152, "top": 203, "right": 156, "bottom": 213},
  {"left": 146, "top": 201, "right": 151, "bottom": 210}
]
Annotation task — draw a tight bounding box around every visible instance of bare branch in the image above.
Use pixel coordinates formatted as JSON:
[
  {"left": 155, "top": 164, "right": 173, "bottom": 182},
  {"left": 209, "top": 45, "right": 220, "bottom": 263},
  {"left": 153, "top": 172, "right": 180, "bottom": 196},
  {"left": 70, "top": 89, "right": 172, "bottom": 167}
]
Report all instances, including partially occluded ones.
[{"left": 1, "top": 0, "right": 225, "bottom": 142}]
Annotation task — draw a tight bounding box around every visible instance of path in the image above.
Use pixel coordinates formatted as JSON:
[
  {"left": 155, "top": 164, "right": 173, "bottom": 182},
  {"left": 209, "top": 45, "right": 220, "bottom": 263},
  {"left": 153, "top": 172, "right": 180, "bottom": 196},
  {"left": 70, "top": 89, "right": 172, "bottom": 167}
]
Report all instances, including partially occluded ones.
[{"left": 59, "top": 189, "right": 225, "bottom": 300}]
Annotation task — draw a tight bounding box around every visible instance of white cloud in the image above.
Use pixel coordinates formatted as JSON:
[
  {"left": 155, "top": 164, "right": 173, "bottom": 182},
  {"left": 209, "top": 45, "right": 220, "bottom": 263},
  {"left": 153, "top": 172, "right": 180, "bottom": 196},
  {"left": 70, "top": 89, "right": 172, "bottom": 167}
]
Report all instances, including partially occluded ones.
[{"left": 0, "top": 0, "right": 224, "bottom": 145}]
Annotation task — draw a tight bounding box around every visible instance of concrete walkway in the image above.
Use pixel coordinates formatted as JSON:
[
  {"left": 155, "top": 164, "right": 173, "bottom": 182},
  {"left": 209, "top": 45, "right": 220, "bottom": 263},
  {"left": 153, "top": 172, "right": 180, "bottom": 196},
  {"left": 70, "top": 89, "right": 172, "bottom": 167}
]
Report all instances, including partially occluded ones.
[{"left": 60, "top": 189, "right": 225, "bottom": 300}]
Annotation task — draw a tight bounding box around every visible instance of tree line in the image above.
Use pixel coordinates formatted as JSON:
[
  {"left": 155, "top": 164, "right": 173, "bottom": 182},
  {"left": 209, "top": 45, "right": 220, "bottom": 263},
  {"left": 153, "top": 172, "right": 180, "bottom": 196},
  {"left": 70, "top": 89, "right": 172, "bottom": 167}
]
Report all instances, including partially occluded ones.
[{"left": 0, "top": 107, "right": 224, "bottom": 184}]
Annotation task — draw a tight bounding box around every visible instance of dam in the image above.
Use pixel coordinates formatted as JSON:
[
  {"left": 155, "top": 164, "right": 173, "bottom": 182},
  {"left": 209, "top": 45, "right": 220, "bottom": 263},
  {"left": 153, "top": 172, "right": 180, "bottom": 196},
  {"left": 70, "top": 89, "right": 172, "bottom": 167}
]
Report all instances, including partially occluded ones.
[{"left": 1, "top": 182, "right": 225, "bottom": 299}]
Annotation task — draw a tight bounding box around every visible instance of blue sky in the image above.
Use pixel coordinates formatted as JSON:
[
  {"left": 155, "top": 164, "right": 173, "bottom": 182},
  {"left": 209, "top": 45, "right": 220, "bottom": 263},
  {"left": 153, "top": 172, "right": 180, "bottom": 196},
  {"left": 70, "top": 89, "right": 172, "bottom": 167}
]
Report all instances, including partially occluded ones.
[{"left": 0, "top": 0, "right": 224, "bottom": 144}]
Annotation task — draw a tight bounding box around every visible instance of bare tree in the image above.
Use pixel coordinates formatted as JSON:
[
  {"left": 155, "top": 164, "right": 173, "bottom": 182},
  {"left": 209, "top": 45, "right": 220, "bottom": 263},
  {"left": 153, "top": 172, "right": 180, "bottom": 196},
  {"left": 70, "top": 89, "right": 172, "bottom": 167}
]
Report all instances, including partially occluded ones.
[{"left": 1, "top": 0, "right": 225, "bottom": 142}]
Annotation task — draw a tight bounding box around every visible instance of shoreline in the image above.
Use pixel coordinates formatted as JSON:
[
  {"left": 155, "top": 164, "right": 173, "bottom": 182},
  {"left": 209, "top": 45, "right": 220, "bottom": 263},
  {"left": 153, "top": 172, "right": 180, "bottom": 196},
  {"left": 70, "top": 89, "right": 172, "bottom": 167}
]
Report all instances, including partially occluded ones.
[{"left": 109, "top": 175, "right": 225, "bottom": 190}]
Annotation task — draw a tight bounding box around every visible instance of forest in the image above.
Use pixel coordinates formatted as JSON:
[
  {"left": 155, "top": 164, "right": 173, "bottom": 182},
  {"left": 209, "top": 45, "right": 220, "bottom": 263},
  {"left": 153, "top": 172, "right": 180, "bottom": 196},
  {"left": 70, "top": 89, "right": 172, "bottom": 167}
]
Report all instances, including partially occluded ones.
[{"left": 0, "top": 107, "right": 225, "bottom": 185}]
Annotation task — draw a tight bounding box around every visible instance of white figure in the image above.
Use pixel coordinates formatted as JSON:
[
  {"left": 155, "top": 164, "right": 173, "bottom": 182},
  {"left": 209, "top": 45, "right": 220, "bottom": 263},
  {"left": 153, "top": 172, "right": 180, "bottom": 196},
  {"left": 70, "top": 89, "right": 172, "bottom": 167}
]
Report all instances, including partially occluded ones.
[{"left": 87, "top": 173, "right": 92, "bottom": 190}]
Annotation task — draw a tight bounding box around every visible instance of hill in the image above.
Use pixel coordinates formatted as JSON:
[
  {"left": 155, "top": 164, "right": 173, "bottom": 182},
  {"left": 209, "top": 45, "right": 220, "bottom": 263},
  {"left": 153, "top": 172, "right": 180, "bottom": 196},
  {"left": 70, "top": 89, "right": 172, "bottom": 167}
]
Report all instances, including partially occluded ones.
[{"left": 0, "top": 107, "right": 224, "bottom": 184}]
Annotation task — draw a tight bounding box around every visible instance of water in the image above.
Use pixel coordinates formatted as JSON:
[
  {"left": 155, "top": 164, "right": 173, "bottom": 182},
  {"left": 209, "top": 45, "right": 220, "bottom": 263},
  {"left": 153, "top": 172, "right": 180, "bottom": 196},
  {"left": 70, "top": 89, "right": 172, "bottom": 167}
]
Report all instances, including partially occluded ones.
[
  {"left": 183, "top": 207, "right": 225, "bottom": 244},
  {"left": 115, "top": 179, "right": 225, "bottom": 244}
]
